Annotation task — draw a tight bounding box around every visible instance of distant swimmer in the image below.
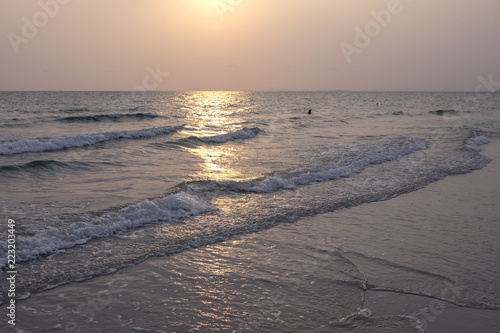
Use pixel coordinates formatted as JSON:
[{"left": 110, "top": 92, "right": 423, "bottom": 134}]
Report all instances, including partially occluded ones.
[{"left": 307, "top": 109, "right": 312, "bottom": 114}]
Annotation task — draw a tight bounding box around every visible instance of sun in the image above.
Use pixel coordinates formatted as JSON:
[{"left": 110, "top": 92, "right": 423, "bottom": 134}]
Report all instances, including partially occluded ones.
[
  {"left": 177, "top": 0, "right": 219, "bottom": 21},
  {"left": 185, "top": 0, "right": 244, "bottom": 22}
]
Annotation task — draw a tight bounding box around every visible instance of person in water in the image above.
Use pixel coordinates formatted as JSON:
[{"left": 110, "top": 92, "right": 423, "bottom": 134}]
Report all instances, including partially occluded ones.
[{"left": 307, "top": 109, "right": 312, "bottom": 114}]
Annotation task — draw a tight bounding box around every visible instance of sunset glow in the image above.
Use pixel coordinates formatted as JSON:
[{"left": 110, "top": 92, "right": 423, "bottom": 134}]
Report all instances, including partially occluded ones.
[{"left": 1, "top": 1, "right": 499, "bottom": 91}]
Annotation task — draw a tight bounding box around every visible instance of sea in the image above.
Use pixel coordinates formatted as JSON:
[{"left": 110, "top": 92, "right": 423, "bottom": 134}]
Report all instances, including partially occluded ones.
[{"left": 0, "top": 91, "right": 499, "bottom": 332}]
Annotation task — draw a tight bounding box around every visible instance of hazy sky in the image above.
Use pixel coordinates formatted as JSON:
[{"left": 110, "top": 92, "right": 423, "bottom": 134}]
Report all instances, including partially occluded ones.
[{"left": 1, "top": 0, "right": 499, "bottom": 91}]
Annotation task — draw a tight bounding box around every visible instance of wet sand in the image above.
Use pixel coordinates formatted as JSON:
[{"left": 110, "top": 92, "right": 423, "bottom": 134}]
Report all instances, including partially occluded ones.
[{"left": 351, "top": 140, "right": 500, "bottom": 332}]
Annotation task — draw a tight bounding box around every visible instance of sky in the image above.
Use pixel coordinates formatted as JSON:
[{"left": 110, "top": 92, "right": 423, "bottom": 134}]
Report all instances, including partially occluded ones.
[{"left": 1, "top": 0, "right": 499, "bottom": 91}]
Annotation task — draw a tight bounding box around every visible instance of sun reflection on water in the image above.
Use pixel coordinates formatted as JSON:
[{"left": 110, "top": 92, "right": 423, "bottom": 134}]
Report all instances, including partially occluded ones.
[{"left": 180, "top": 91, "right": 253, "bottom": 182}]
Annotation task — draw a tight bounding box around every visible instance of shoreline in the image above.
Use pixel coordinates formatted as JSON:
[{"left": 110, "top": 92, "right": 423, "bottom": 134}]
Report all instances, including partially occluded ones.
[
  {"left": 350, "top": 139, "right": 500, "bottom": 332},
  {"left": 365, "top": 290, "right": 500, "bottom": 333}
]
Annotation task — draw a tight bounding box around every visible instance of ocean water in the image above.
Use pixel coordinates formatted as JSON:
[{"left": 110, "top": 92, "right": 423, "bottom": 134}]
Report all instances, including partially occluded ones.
[{"left": 1, "top": 91, "right": 500, "bottom": 331}]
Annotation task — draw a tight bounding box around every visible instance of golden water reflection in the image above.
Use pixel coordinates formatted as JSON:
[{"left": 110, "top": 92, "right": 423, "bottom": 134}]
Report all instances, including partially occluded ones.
[{"left": 180, "top": 91, "right": 253, "bottom": 182}]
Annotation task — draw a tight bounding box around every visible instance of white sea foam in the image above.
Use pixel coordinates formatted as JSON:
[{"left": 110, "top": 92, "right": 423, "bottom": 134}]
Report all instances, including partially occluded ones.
[
  {"left": 338, "top": 309, "right": 372, "bottom": 324},
  {"left": 0, "top": 125, "right": 184, "bottom": 155},
  {"left": 198, "top": 127, "right": 260, "bottom": 143},
  {"left": 465, "top": 136, "right": 490, "bottom": 152},
  {"left": 227, "top": 138, "right": 428, "bottom": 193},
  {"left": 1, "top": 139, "right": 426, "bottom": 266},
  {"left": 2, "top": 192, "right": 211, "bottom": 266}
]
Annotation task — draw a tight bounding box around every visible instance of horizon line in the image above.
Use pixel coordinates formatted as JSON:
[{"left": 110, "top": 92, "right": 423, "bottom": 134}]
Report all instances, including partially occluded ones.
[{"left": 0, "top": 89, "right": 487, "bottom": 93}]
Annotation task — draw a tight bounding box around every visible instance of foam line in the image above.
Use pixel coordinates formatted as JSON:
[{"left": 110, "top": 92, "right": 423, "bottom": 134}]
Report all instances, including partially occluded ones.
[{"left": 0, "top": 125, "right": 184, "bottom": 155}]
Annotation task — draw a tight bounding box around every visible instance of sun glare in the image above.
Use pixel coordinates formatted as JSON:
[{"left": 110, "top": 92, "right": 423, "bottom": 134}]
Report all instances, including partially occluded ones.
[
  {"left": 179, "top": 0, "right": 247, "bottom": 23},
  {"left": 179, "top": 91, "right": 252, "bottom": 182},
  {"left": 182, "top": 0, "right": 220, "bottom": 20}
]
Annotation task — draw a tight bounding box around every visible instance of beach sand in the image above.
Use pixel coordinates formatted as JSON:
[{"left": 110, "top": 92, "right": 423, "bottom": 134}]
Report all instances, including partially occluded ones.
[
  {"left": 361, "top": 139, "right": 500, "bottom": 332},
  {"left": 8, "top": 140, "right": 500, "bottom": 332},
  {"left": 365, "top": 290, "right": 500, "bottom": 333}
]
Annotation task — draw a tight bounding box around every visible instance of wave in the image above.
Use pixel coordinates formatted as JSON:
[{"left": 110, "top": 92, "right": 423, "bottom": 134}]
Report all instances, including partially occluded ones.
[
  {"left": 0, "top": 138, "right": 425, "bottom": 266},
  {"left": 428, "top": 109, "right": 460, "bottom": 115},
  {"left": 197, "top": 127, "right": 261, "bottom": 143},
  {"left": 0, "top": 159, "right": 97, "bottom": 173},
  {"left": 165, "top": 127, "right": 262, "bottom": 148},
  {"left": 3, "top": 192, "right": 212, "bottom": 266},
  {"left": 0, "top": 122, "right": 24, "bottom": 128},
  {"left": 0, "top": 125, "right": 184, "bottom": 155},
  {"left": 59, "top": 107, "right": 89, "bottom": 112},
  {"left": 60, "top": 113, "right": 157, "bottom": 122},
  {"left": 0, "top": 160, "right": 69, "bottom": 172},
  {"left": 185, "top": 138, "right": 428, "bottom": 193},
  {"left": 465, "top": 135, "right": 490, "bottom": 152}
]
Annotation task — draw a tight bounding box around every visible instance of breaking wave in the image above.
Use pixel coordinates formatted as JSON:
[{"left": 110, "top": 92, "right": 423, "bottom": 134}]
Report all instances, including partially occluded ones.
[
  {"left": 197, "top": 127, "right": 261, "bottom": 143},
  {"left": 185, "top": 138, "right": 429, "bottom": 193},
  {"left": 0, "top": 125, "right": 184, "bottom": 155},
  {"left": 2, "top": 192, "right": 212, "bottom": 266}
]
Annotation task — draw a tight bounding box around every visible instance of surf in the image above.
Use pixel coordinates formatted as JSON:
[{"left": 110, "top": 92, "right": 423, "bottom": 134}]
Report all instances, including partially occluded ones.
[{"left": 0, "top": 125, "right": 184, "bottom": 155}]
